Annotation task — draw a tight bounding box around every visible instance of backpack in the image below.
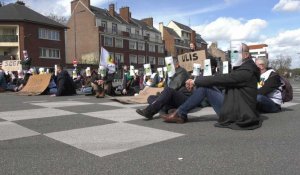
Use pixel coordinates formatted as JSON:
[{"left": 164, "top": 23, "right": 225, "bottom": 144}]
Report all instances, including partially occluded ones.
[{"left": 280, "top": 76, "right": 293, "bottom": 103}]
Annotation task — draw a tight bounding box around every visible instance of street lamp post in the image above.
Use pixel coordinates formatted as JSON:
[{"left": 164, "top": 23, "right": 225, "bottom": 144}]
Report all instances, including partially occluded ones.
[{"left": 73, "top": 10, "right": 85, "bottom": 65}]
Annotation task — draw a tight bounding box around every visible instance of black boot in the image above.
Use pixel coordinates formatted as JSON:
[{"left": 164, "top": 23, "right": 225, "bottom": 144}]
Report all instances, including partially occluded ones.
[{"left": 136, "top": 106, "right": 156, "bottom": 119}]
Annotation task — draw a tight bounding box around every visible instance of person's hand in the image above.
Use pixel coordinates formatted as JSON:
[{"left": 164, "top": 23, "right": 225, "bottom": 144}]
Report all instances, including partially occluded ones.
[
  {"left": 122, "top": 89, "right": 127, "bottom": 95},
  {"left": 185, "top": 79, "right": 194, "bottom": 92}
]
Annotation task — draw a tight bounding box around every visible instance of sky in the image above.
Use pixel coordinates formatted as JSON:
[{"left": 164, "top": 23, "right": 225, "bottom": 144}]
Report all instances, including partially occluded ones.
[{"left": 3, "top": 0, "right": 300, "bottom": 68}]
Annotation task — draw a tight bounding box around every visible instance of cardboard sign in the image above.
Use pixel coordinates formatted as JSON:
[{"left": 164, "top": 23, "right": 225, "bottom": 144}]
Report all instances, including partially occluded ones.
[
  {"left": 177, "top": 50, "right": 207, "bottom": 72},
  {"left": 17, "top": 74, "right": 52, "bottom": 96},
  {"left": 223, "top": 61, "right": 229, "bottom": 74},
  {"left": 1, "top": 60, "right": 22, "bottom": 71}
]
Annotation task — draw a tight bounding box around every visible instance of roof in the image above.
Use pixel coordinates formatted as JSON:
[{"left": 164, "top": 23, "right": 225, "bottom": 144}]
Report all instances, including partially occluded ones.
[
  {"left": 164, "top": 26, "right": 180, "bottom": 39},
  {"left": 90, "top": 6, "right": 160, "bottom": 34},
  {"left": 196, "top": 34, "right": 207, "bottom": 45},
  {"left": 248, "top": 44, "right": 268, "bottom": 50},
  {"left": 0, "top": 3, "right": 66, "bottom": 28},
  {"left": 172, "top": 20, "right": 192, "bottom": 31}
]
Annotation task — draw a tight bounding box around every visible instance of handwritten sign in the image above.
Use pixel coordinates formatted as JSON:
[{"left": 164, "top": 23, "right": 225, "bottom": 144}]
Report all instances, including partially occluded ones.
[
  {"left": 1, "top": 60, "right": 22, "bottom": 71},
  {"left": 177, "top": 50, "right": 206, "bottom": 72}
]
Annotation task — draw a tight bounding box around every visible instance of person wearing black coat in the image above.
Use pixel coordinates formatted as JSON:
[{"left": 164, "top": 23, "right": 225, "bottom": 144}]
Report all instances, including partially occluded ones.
[
  {"left": 52, "top": 65, "right": 76, "bottom": 96},
  {"left": 163, "top": 43, "right": 262, "bottom": 130}
]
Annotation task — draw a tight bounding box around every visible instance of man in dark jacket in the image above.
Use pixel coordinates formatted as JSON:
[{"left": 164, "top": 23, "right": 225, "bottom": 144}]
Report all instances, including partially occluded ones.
[
  {"left": 52, "top": 65, "right": 76, "bottom": 96},
  {"left": 163, "top": 43, "right": 262, "bottom": 130}
]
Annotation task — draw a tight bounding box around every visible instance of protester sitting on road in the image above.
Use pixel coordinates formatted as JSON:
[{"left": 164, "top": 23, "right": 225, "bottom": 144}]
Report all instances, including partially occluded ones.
[
  {"left": 13, "top": 70, "right": 27, "bottom": 92},
  {"left": 0, "top": 67, "right": 7, "bottom": 92},
  {"left": 255, "top": 57, "right": 282, "bottom": 113},
  {"left": 162, "top": 43, "right": 262, "bottom": 130},
  {"left": 52, "top": 65, "right": 76, "bottom": 97},
  {"left": 120, "top": 65, "right": 140, "bottom": 96},
  {"left": 136, "top": 57, "right": 217, "bottom": 119},
  {"left": 143, "top": 71, "right": 160, "bottom": 88}
]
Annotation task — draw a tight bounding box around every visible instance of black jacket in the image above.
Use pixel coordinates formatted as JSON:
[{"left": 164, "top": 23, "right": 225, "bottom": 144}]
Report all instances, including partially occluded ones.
[
  {"left": 165, "top": 66, "right": 189, "bottom": 91},
  {"left": 195, "top": 59, "right": 261, "bottom": 130},
  {"left": 56, "top": 70, "right": 76, "bottom": 96},
  {"left": 20, "top": 57, "right": 31, "bottom": 70},
  {"left": 258, "top": 71, "right": 281, "bottom": 96}
]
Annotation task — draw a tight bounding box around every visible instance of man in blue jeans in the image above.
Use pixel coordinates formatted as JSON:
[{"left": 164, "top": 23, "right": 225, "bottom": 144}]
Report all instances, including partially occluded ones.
[{"left": 163, "top": 43, "right": 262, "bottom": 130}]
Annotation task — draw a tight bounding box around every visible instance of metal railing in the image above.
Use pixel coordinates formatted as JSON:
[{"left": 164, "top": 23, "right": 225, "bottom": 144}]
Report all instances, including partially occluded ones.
[{"left": 0, "top": 35, "right": 18, "bottom": 42}]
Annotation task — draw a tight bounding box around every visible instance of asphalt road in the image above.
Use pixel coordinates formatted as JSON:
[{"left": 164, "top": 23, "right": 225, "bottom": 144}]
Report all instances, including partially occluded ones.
[{"left": 1, "top": 81, "right": 300, "bottom": 175}]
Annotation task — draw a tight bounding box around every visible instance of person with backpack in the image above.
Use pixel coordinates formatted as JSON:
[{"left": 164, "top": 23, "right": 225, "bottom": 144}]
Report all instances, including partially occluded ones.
[{"left": 255, "top": 57, "right": 282, "bottom": 113}]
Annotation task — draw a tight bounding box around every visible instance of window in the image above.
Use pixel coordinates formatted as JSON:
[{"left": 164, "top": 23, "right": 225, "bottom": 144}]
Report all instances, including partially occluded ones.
[
  {"left": 129, "top": 54, "right": 137, "bottom": 64},
  {"left": 115, "top": 38, "right": 123, "bottom": 48},
  {"left": 126, "top": 27, "right": 131, "bottom": 33},
  {"left": 112, "top": 23, "right": 118, "bottom": 34},
  {"left": 104, "top": 36, "right": 113, "bottom": 47},
  {"left": 39, "top": 48, "right": 60, "bottom": 59},
  {"left": 158, "top": 57, "right": 164, "bottom": 65},
  {"left": 135, "top": 29, "right": 139, "bottom": 35},
  {"left": 138, "top": 55, "right": 145, "bottom": 64},
  {"left": 155, "top": 35, "right": 160, "bottom": 41},
  {"left": 38, "top": 28, "right": 60, "bottom": 41},
  {"left": 115, "top": 53, "right": 124, "bottom": 63},
  {"left": 101, "top": 21, "right": 107, "bottom": 32},
  {"left": 260, "top": 51, "right": 266, "bottom": 54},
  {"left": 149, "top": 44, "right": 155, "bottom": 52},
  {"left": 158, "top": 45, "right": 164, "bottom": 53},
  {"left": 138, "top": 42, "right": 145, "bottom": 51},
  {"left": 129, "top": 40, "right": 137, "bottom": 50},
  {"left": 250, "top": 52, "right": 258, "bottom": 55},
  {"left": 149, "top": 56, "right": 156, "bottom": 65}
]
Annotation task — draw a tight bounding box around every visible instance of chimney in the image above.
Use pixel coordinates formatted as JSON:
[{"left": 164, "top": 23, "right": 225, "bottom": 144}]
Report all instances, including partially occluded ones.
[
  {"left": 119, "top": 7, "right": 130, "bottom": 23},
  {"left": 159, "top": 22, "right": 164, "bottom": 39},
  {"left": 71, "top": 0, "right": 79, "bottom": 13},
  {"left": 141, "top": 17, "right": 153, "bottom": 28},
  {"left": 80, "top": 0, "right": 90, "bottom": 8},
  {"left": 15, "top": 1, "right": 25, "bottom": 5},
  {"left": 109, "top": 4, "right": 115, "bottom": 17},
  {"left": 191, "top": 30, "right": 196, "bottom": 44}
]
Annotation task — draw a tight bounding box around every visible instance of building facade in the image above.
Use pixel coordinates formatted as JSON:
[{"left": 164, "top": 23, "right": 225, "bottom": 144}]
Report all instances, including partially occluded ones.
[
  {"left": 159, "top": 20, "right": 207, "bottom": 57},
  {"left": 0, "top": 2, "right": 66, "bottom": 67},
  {"left": 248, "top": 44, "right": 268, "bottom": 59},
  {"left": 66, "top": 0, "right": 165, "bottom": 69}
]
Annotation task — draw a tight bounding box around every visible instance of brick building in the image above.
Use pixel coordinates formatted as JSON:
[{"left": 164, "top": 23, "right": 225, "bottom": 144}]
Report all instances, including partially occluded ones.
[
  {"left": 66, "top": 0, "right": 165, "bottom": 69},
  {"left": 0, "top": 2, "right": 67, "bottom": 67},
  {"left": 208, "top": 42, "right": 227, "bottom": 62},
  {"left": 159, "top": 21, "right": 207, "bottom": 57}
]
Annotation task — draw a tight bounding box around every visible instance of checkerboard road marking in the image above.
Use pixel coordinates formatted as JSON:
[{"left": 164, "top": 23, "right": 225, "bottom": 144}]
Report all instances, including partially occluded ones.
[
  {"left": 45, "top": 123, "right": 184, "bottom": 157},
  {"left": 0, "top": 121, "right": 39, "bottom": 141},
  {"left": 30, "top": 101, "right": 94, "bottom": 108}
]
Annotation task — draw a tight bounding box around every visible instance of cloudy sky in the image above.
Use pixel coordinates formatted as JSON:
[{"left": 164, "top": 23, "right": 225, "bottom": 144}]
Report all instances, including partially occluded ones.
[{"left": 3, "top": 0, "right": 300, "bottom": 67}]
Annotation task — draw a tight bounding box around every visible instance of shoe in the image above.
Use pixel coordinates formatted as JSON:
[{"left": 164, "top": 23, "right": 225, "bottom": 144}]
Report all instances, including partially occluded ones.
[
  {"left": 162, "top": 111, "right": 186, "bottom": 124},
  {"left": 167, "top": 108, "right": 177, "bottom": 114},
  {"left": 136, "top": 108, "right": 155, "bottom": 119},
  {"left": 98, "top": 91, "right": 105, "bottom": 98}
]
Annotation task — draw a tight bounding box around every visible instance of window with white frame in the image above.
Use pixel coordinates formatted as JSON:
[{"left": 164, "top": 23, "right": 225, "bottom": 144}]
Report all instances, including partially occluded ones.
[
  {"left": 101, "top": 21, "right": 107, "bottom": 32},
  {"left": 129, "top": 40, "right": 137, "bottom": 50},
  {"left": 158, "top": 57, "right": 164, "bottom": 65},
  {"left": 104, "top": 36, "right": 113, "bottom": 47},
  {"left": 39, "top": 48, "right": 60, "bottom": 59},
  {"left": 135, "top": 29, "right": 139, "bottom": 35},
  {"left": 138, "top": 42, "right": 145, "bottom": 51},
  {"left": 115, "top": 38, "right": 123, "bottom": 48},
  {"left": 158, "top": 45, "right": 164, "bottom": 53},
  {"left": 129, "top": 54, "right": 137, "bottom": 64},
  {"left": 126, "top": 27, "right": 131, "bottom": 33},
  {"left": 38, "top": 28, "right": 60, "bottom": 41},
  {"left": 138, "top": 55, "right": 145, "bottom": 64},
  {"left": 148, "top": 56, "right": 156, "bottom": 65},
  {"left": 149, "top": 44, "right": 155, "bottom": 52},
  {"left": 115, "top": 53, "right": 124, "bottom": 63},
  {"left": 112, "top": 23, "right": 118, "bottom": 34}
]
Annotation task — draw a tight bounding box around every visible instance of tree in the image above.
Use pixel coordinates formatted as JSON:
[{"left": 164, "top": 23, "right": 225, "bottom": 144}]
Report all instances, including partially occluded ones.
[
  {"left": 47, "top": 13, "right": 68, "bottom": 25},
  {"left": 269, "top": 55, "right": 292, "bottom": 75}
]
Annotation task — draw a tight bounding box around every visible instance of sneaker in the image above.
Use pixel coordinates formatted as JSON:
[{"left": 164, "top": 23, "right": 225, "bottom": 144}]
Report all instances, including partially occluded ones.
[{"left": 136, "top": 108, "right": 154, "bottom": 119}]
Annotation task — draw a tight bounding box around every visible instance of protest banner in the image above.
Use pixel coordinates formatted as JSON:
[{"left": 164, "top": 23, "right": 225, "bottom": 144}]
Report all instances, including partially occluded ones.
[
  {"left": 113, "top": 87, "right": 163, "bottom": 104},
  {"left": 17, "top": 74, "right": 52, "bottom": 96},
  {"left": 1, "top": 60, "right": 22, "bottom": 71},
  {"left": 177, "top": 50, "right": 206, "bottom": 72}
]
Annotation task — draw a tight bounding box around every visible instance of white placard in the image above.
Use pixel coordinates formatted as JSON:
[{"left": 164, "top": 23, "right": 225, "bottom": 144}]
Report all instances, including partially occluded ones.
[
  {"left": 130, "top": 65, "right": 135, "bottom": 76},
  {"left": 192, "top": 63, "right": 201, "bottom": 76},
  {"left": 223, "top": 61, "right": 229, "bottom": 74},
  {"left": 157, "top": 67, "right": 163, "bottom": 78},
  {"left": 165, "top": 57, "right": 175, "bottom": 77},
  {"left": 203, "top": 59, "right": 212, "bottom": 76},
  {"left": 86, "top": 67, "right": 91, "bottom": 77},
  {"left": 144, "top": 63, "right": 152, "bottom": 76},
  {"left": 99, "top": 66, "right": 106, "bottom": 77}
]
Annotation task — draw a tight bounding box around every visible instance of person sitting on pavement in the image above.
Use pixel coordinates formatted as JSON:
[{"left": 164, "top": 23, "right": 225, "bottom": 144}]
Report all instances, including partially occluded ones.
[
  {"left": 52, "top": 65, "right": 76, "bottom": 97},
  {"left": 120, "top": 65, "right": 140, "bottom": 96},
  {"left": 143, "top": 71, "right": 160, "bottom": 88},
  {"left": 136, "top": 57, "right": 217, "bottom": 119},
  {"left": 255, "top": 57, "right": 282, "bottom": 113},
  {"left": 91, "top": 67, "right": 107, "bottom": 98},
  {"left": 13, "top": 70, "right": 27, "bottom": 92},
  {"left": 162, "top": 43, "right": 262, "bottom": 130},
  {"left": 0, "top": 67, "right": 7, "bottom": 92}
]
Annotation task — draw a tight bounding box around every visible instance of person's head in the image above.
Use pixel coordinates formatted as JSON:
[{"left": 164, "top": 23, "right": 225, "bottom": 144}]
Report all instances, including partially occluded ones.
[
  {"left": 255, "top": 57, "right": 268, "bottom": 74},
  {"left": 56, "top": 65, "right": 63, "bottom": 74},
  {"left": 173, "top": 57, "right": 180, "bottom": 68},
  {"left": 241, "top": 43, "right": 250, "bottom": 60},
  {"left": 190, "top": 42, "right": 196, "bottom": 52}
]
